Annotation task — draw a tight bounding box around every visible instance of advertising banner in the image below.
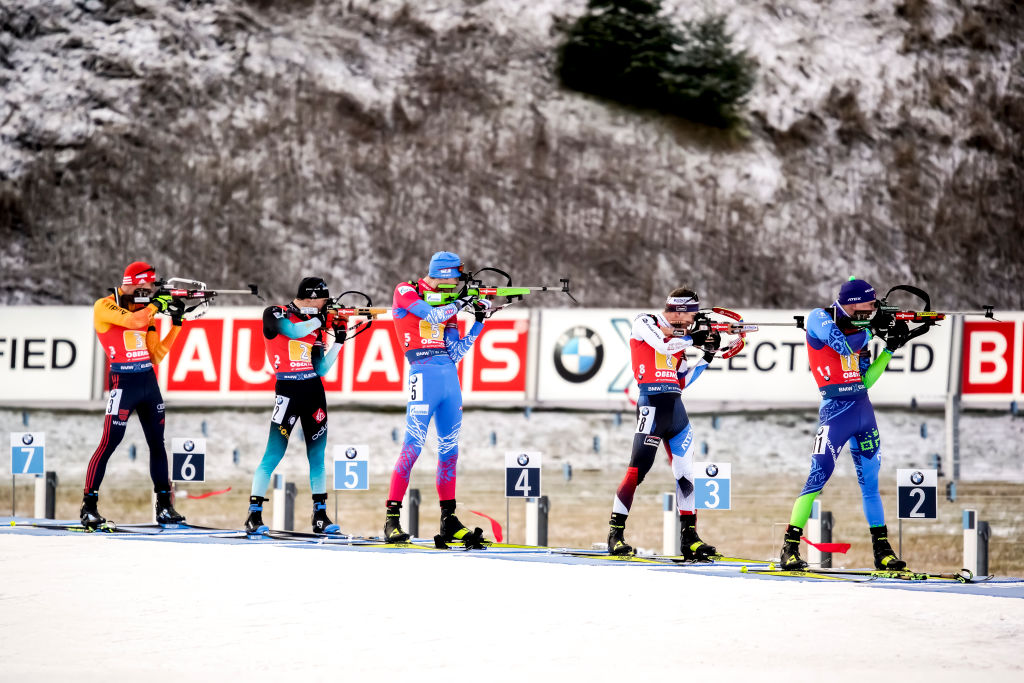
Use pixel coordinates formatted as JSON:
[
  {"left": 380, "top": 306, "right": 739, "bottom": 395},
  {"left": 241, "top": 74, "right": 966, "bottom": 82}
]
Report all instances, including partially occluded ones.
[
  {"left": 536, "top": 308, "right": 953, "bottom": 407},
  {"left": 152, "top": 307, "right": 531, "bottom": 404},
  {"left": 961, "top": 314, "right": 1024, "bottom": 404},
  {"left": 0, "top": 306, "right": 95, "bottom": 401}
]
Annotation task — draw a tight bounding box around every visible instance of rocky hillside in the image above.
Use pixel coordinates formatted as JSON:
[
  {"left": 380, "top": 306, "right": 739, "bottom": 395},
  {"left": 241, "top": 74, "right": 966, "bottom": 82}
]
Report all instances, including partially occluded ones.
[{"left": 1, "top": 0, "right": 1021, "bottom": 309}]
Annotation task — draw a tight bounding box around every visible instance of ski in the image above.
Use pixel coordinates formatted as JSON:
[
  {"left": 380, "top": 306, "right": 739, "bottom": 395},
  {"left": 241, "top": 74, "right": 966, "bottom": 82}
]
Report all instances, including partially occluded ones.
[
  {"left": 744, "top": 566, "right": 977, "bottom": 583},
  {"left": 15, "top": 520, "right": 125, "bottom": 534},
  {"left": 742, "top": 567, "right": 864, "bottom": 581}
]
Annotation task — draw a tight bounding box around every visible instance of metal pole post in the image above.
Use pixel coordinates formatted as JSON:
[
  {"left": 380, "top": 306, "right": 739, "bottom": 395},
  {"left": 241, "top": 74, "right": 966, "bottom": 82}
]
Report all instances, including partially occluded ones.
[
  {"left": 945, "top": 315, "right": 964, "bottom": 482},
  {"left": 662, "top": 493, "right": 681, "bottom": 556},
  {"left": 526, "top": 498, "right": 538, "bottom": 546},
  {"left": 820, "top": 511, "right": 834, "bottom": 568},
  {"left": 284, "top": 482, "right": 296, "bottom": 531},
  {"left": 538, "top": 496, "right": 549, "bottom": 547},
  {"left": 409, "top": 489, "right": 420, "bottom": 538},
  {"left": 962, "top": 509, "right": 978, "bottom": 576},
  {"left": 806, "top": 499, "right": 822, "bottom": 567}
]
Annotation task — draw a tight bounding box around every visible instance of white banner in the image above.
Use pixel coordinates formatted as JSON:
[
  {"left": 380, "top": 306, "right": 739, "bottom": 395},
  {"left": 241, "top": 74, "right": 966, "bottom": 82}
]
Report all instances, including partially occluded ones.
[
  {"left": 536, "top": 308, "right": 954, "bottom": 407},
  {"left": 0, "top": 306, "right": 95, "bottom": 401}
]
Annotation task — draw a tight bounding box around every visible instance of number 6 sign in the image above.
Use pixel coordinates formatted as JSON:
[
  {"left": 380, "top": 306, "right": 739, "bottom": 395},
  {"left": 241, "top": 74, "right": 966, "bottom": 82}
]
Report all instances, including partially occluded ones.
[{"left": 171, "top": 438, "right": 206, "bottom": 482}]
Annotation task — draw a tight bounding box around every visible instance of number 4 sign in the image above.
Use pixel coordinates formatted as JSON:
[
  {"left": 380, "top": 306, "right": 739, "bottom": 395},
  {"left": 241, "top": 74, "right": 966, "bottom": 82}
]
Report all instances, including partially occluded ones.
[
  {"left": 334, "top": 445, "right": 369, "bottom": 491},
  {"left": 505, "top": 451, "right": 541, "bottom": 498},
  {"left": 171, "top": 438, "right": 206, "bottom": 482},
  {"left": 694, "top": 462, "right": 731, "bottom": 510},
  {"left": 10, "top": 432, "right": 44, "bottom": 475}
]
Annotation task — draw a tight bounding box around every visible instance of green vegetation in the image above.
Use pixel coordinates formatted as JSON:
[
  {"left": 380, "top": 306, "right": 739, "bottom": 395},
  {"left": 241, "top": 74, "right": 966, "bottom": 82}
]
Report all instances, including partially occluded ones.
[{"left": 556, "top": 0, "right": 757, "bottom": 128}]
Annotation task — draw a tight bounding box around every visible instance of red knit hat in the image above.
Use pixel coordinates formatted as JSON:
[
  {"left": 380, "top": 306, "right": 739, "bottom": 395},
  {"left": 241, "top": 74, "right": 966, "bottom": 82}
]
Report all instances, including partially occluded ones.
[{"left": 122, "top": 261, "right": 157, "bottom": 286}]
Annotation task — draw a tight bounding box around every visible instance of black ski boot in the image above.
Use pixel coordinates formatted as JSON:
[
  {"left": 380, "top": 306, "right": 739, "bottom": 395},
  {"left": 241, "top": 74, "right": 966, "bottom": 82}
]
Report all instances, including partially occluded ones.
[
  {"left": 680, "top": 513, "right": 717, "bottom": 561},
  {"left": 245, "top": 496, "right": 269, "bottom": 534},
  {"left": 155, "top": 490, "right": 186, "bottom": 525},
  {"left": 438, "top": 499, "right": 485, "bottom": 548},
  {"left": 383, "top": 500, "right": 410, "bottom": 543},
  {"left": 871, "top": 525, "right": 907, "bottom": 570},
  {"left": 608, "top": 512, "right": 634, "bottom": 556},
  {"left": 311, "top": 493, "right": 340, "bottom": 534},
  {"left": 80, "top": 491, "right": 107, "bottom": 530},
  {"left": 780, "top": 524, "right": 808, "bottom": 569}
]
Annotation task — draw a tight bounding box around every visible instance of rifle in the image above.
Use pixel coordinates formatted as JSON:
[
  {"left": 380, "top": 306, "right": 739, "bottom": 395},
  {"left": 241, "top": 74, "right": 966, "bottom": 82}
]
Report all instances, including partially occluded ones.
[
  {"left": 323, "top": 290, "right": 382, "bottom": 342},
  {"left": 872, "top": 285, "right": 996, "bottom": 343},
  {"left": 431, "top": 266, "right": 578, "bottom": 313},
  {"left": 117, "top": 278, "right": 261, "bottom": 320},
  {"left": 688, "top": 307, "right": 805, "bottom": 359}
]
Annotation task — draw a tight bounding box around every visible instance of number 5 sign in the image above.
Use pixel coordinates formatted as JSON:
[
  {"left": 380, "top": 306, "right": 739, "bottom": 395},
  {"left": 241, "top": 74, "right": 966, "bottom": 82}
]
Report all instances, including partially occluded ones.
[
  {"left": 897, "top": 469, "right": 937, "bottom": 519},
  {"left": 171, "top": 438, "right": 206, "bottom": 482},
  {"left": 505, "top": 451, "right": 541, "bottom": 498},
  {"left": 10, "top": 432, "right": 44, "bottom": 475},
  {"left": 334, "top": 444, "right": 369, "bottom": 491},
  {"left": 694, "top": 462, "right": 731, "bottom": 510}
]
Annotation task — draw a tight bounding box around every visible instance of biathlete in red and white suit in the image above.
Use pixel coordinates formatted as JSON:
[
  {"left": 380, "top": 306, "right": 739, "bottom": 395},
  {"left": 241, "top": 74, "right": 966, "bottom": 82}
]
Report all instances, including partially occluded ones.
[
  {"left": 607, "top": 287, "right": 721, "bottom": 558},
  {"left": 382, "top": 251, "right": 492, "bottom": 545}
]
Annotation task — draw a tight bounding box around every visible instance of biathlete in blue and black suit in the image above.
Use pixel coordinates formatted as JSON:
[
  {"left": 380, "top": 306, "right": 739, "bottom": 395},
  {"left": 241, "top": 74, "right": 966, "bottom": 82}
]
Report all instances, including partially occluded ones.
[
  {"left": 382, "top": 251, "right": 493, "bottom": 545},
  {"left": 244, "top": 277, "right": 348, "bottom": 535},
  {"left": 607, "top": 287, "right": 722, "bottom": 558},
  {"left": 780, "top": 277, "right": 911, "bottom": 570}
]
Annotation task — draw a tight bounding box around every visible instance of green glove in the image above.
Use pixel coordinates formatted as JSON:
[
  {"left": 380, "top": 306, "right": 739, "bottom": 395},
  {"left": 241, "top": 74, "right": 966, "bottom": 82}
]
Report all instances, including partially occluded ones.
[{"left": 152, "top": 294, "right": 173, "bottom": 312}]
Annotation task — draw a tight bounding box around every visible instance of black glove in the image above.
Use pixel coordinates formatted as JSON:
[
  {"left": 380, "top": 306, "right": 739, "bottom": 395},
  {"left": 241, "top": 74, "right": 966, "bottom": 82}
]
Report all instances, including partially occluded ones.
[
  {"left": 330, "top": 314, "right": 348, "bottom": 343},
  {"left": 166, "top": 298, "right": 186, "bottom": 326},
  {"left": 885, "top": 320, "right": 911, "bottom": 352},
  {"left": 870, "top": 309, "right": 894, "bottom": 335},
  {"left": 688, "top": 328, "right": 711, "bottom": 346},
  {"left": 473, "top": 299, "right": 493, "bottom": 323},
  {"left": 703, "top": 330, "right": 721, "bottom": 351},
  {"left": 702, "top": 349, "right": 716, "bottom": 363}
]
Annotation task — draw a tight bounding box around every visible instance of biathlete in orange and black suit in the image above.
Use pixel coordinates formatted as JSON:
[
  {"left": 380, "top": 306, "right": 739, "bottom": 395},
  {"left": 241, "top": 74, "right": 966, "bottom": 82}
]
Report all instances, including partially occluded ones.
[{"left": 82, "top": 261, "right": 186, "bottom": 529}]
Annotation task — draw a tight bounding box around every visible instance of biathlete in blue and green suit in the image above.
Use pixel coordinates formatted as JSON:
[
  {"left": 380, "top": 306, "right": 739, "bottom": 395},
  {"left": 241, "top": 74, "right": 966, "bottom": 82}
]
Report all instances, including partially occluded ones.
[
  {"left": 382, "top": 251, "right": 493, "bottom": 545},
  {"left": 780, "top": 278, "right": 911, "bottom": 570}
]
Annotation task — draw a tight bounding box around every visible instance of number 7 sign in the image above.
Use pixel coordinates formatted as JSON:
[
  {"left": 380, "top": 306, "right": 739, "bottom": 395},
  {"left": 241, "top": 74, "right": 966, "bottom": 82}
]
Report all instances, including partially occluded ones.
[{"left": 10, "top": 432, "right": 44, "bottom": 475}]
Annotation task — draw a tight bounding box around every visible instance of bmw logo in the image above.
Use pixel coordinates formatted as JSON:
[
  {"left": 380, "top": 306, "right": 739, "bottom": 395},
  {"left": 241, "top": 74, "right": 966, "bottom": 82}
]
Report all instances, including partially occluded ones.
[
  {"left": 21, "top": 434, "right": 33, "bottom": 445},
  {"left": 640, "top": 407, "right": 650, "bottom": 416},
  {"left": 276, "top": 396, "right": 284, "bottom": 405},
  {"left": 345, "top": 447, "right": 358, "bottom": 459},
  {"left": 705, "top": 464, "right": 719, "bottom": 477},
  {"left": 184, "top": 440, "right": 195, "bottom": 452},
  {"left": 517, "top": 453, "right": 530, "bottom": 467},
  {"left": 911, "top": 471, "right": 924, "bottom": 485},
  {"left": 553, "top": 327, "right": 604, "bottom": 383},
  {"left": 410, "top": 375, "right": 419, "bottom": 385}
]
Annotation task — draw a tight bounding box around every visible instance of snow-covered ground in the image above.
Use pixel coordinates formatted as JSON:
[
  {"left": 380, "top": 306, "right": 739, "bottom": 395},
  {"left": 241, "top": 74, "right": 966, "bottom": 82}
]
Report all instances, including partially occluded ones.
[{"left": 1, "top": 532, "right": 1022, "bottom": 682}]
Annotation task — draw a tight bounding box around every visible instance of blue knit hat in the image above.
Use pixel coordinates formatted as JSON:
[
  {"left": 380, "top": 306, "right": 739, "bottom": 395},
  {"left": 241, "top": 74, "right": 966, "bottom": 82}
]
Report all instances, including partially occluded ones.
[
  {"left": 837, "top": 277, "right": 876, "bottom": 305},
  {"left": 428, "top": 251, "right": 463, "bottom": 278}
]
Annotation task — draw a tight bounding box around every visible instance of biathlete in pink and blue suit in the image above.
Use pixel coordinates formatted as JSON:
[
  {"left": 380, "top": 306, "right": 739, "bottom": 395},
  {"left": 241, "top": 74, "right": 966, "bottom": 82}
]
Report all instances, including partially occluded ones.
[{"left": 382, "top": 251, "right": 493, "bottom": 545}]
